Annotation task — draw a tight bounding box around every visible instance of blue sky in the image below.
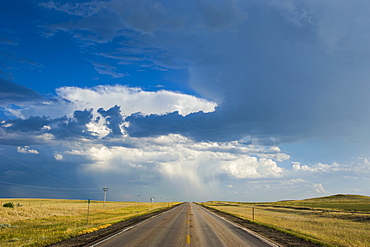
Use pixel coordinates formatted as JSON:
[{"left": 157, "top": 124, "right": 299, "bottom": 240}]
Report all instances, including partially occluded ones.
[{"left": 1, "top": 0, "right": 370, "bottom": 202}]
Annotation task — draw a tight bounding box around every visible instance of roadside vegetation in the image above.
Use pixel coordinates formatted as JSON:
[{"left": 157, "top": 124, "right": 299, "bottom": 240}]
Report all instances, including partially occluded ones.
[
  {"left": 202, "top": 194, "right": 370, "bottom": 247},
  {"left": 0, "top": 198, "right": 178, "bottom": 246}
]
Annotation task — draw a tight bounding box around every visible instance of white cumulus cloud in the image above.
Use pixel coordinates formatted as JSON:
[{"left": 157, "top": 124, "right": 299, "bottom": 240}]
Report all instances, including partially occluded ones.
[
  {"left": 17, "top": 146, "right": 39, "bottom": 154},
  {"left": 221, "top": 157, "right": 283, "bottom": 179},
  {"left": 10, "top": 85, "right": 217, "bottom": 120},
  {"left": 57, "top": 134, "right": 289, "bottom": 199},
  {"left": 54, "top": 153, "right": 63, "bottom": 160}
]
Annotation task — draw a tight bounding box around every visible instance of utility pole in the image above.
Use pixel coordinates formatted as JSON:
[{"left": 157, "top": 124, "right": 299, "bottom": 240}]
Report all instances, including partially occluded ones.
[
  {"left": 138, "top": 195, "right": 141, "bottom": 205},
  {"left": 102, "top": 187, "right": 108, "bottom": 208}
]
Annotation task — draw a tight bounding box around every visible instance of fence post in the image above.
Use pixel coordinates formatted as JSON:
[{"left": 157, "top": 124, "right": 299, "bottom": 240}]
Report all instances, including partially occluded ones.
[{"left": 87, "top": 199, "right": 91, "bottom": 225}]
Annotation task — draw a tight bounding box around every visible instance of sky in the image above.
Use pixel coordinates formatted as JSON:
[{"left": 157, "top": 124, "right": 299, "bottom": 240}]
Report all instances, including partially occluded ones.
[{"left": 1, "top": 0, "right": 370, "bottom": 202}]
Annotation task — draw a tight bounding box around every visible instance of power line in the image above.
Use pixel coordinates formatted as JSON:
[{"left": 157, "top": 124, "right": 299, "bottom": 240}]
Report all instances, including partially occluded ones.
[
  {"left": 0, "top": 152, "right": 86, "bottom": 189},
  {"left": 0, "top": 181, "right": 96, "bottom": 191},
  {"left": 0, "top": 159, "right": 65, "bottom": 188}
]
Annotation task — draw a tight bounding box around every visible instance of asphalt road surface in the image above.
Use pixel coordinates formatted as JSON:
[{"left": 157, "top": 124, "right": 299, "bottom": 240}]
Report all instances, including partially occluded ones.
[{"left": 91, "top": 202, "right": 278, "bottom": 247}]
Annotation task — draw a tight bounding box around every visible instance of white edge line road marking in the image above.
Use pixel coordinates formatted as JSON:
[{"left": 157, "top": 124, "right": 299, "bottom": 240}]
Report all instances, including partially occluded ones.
[
  {"left": 91, "top": 203, "right": 280, "bottom": 247},
  {"left": 194, "top": 204, "right": 280, "bottom": 247},
  {"left": 89, "top": 207, "right": 177, "bottom": 247}
]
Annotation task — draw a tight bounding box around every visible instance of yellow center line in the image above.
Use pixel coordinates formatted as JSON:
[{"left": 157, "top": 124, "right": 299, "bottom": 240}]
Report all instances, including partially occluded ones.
[{"left": 186, "top": 204, "right": 191, "bottom": 244}]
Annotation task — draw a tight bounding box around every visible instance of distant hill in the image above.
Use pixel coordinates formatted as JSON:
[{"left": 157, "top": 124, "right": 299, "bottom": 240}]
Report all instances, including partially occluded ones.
[{"left": 271, "top": 194, "right": 370, "bottom": 211}]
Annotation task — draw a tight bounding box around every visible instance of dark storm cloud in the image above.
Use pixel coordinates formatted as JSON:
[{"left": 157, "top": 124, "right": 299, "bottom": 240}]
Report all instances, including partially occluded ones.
[
  {"left": 125, "top": 108, "right": 302, "bottom": 144},
  {"left": 0, "top": 78, "right": 43, "bottom": 105},
  {"left": 97, "top": 105, "right": 124, "bottom": 136},
  {"left": 117, "top": 0, "right": 370, "bottom": 145},
  {"left": 2, "top": 116, "right": 50, "bottom": 132},
  {"left": 125, "top": 111, "right": 246, "bottom": 142},
  {"left": 1, "top": 105, "right": 128, "bottom": 144},
  {"left": 50, "top": 109, "right": 95, "bottom": 139},
  {"left": 0, "top": 134, "right": 47, "bottom": 146},
  {"left": 1, "top": 109, "right": 97, "bottom": 144}
]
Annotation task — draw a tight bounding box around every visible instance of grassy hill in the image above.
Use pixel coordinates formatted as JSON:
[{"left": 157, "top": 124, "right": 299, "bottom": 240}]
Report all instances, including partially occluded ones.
[{"left": 268, "top": 194, "right": 370, "bottom": 211}]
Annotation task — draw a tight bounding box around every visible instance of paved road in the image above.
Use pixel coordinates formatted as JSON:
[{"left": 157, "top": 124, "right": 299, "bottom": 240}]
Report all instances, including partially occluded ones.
[{"left": 91, "top": 202, "right": 278, "bottom": 247}]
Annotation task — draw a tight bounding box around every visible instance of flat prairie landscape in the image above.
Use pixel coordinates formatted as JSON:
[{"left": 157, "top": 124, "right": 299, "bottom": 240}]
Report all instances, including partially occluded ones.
[
  {"left": 1, "top": 195, "right": 369, "bottom": 247},
  {"left": 0, "top": 198, "right": 177, "bottom": 246},
  {"left": 202, "top": 194, "right": 370, "bottom": 247}
]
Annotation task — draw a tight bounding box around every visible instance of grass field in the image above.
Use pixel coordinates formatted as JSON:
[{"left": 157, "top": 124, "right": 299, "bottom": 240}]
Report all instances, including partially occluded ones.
[
  {"left": 202, "top": 194, "right": 370, "bottom": 247},
  {"left": 0, "top": 198, "right": 178, "bottom": 247}
]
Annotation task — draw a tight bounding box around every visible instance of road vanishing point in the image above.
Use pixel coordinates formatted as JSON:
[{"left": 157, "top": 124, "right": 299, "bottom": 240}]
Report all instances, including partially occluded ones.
[{"left": 90, "top": 202, "right": 278, "bottom": 247}]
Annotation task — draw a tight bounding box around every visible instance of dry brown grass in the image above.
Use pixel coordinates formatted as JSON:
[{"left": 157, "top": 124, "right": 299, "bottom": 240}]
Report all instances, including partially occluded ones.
[
  {"left": 0, "top": 198, "right": 178, "bottom": 246},
  {"left": 203, "top": 201, "right": 370, "bottom": 247}
]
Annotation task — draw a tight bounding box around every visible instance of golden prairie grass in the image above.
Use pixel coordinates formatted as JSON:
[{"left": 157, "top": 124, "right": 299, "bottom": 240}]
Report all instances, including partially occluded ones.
[
  {"left": 203, "top": 196, "right": 370, "bottom": 247},
  {"left": 0, "top": 198, "right": 178, "bottom": 247}
]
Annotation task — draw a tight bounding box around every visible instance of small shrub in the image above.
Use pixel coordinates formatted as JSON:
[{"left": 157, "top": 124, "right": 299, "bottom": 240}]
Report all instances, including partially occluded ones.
[
  {"left": 0, "top": 223, "right": 12, "bottom": 229},
  {"left": 3, "top": 202, "right": 14, "bottom": 208}
]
